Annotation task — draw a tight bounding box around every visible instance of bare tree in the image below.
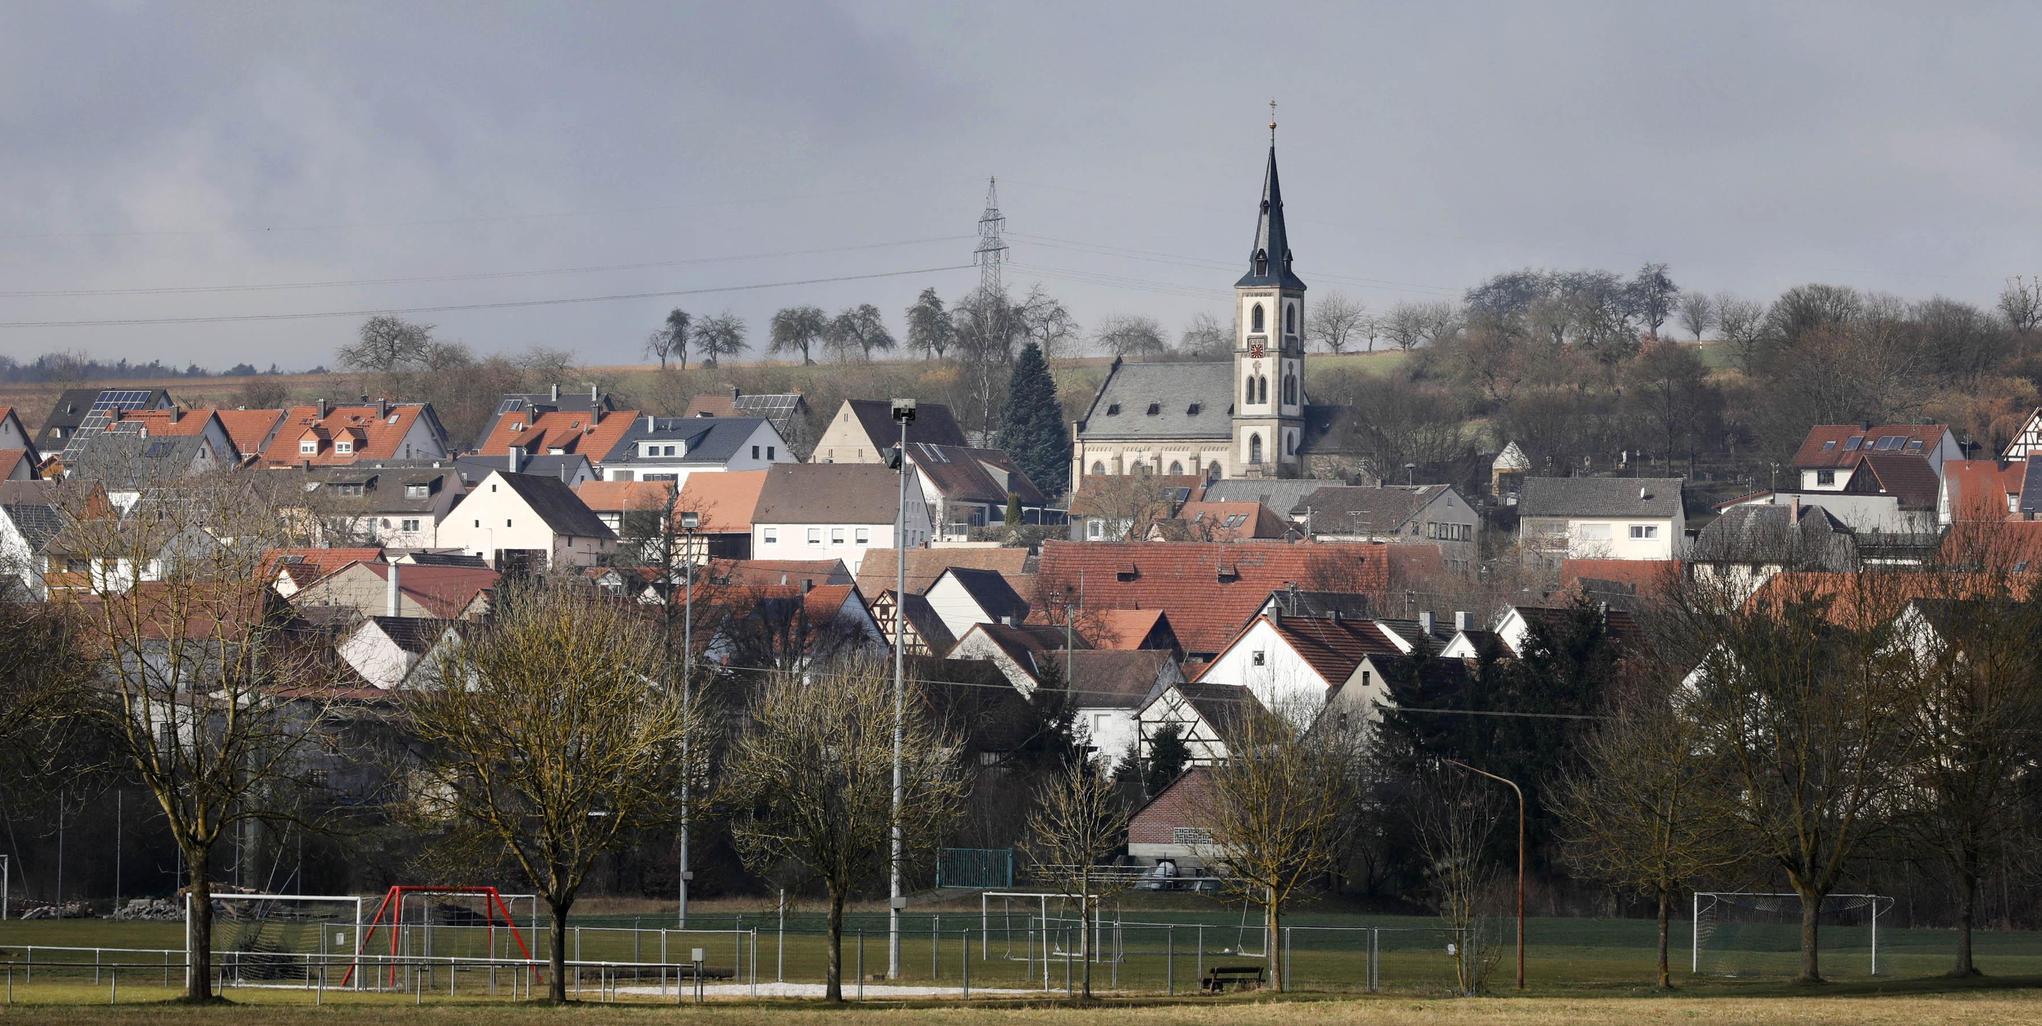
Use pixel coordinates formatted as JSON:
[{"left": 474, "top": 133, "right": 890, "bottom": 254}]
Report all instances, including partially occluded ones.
[
  {"left": 1414, "top": 766, "right": 1504, "bottom": 995},
  {"left": 1675, "top": 291, "right": 1716, "bottom": 342},
  {"left": 50, "top": 471, "right": 338, "bottom": 1001},
  {"left": 1713, "top": 293, "right": 1766, "bottom": 370},
  {"left": 1627, "top": 263, "right": 1679, "bottom": 338},
  {"left": 1383, "top": 303, "right": 1429, "bottom": 352},
  {"left": 769, "top": 305, "right": 829, "bottom": 365},
  {"left": 828, "top": 303, "right": 896, "bottom": 362},
  {"left": 1095, "top": 314, "right": 1168, "bottom": 359},
  {"left": 1307, "top": 292, "right": 1368, "bottom": 354},
  {"left": 1196, "top": 700, "right": 1365, "bottom": 992},
  {"left": 906, "top": 288, "right": 954, "bottom": 359},
  {"left": 407, "top": 577, "right": 696, "bottom": 1003},
  {"left": 1998, "top": 275, "right": 2042, "bottom": 334},
  {"left": 1025, "top": 755, "right": 1130, "bottom": 998},
  {"left": 1556, "top": 672, "right": 1744, "bottom": 989},
  {"left": 1178, "top": 312, "right": 1232, "bottom": 360},
  {"left": 338, "top": 315, "right": 433, "bottom": 391},
  {"left": 691, "top": 311, "right": 748, "bottom": 368},
  {"left": 1017, "top": 286, "right": 1080, "bottom": 363},
  {"left": 646, "top": 308, "right": 691, "bottom": 370},
  {"left": 1670, "top": 570, "right": 1908, "bottom": 983},
  {"left": 719, "top": 663, "right": 965, "bottom": 1001}
]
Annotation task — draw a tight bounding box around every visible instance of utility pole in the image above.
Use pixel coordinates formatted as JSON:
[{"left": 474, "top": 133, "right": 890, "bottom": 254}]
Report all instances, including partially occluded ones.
[
  {"left": 1444, "top": 759, "right": 1525, "bottom": 991},
  {"left": 676, "top": 502, "right": 700, "bottom": 928},
  {"left": 888, "top": 399, "right": 918, "bottom": 979},
  {"left": 975, "top": 178, "right": 1006, "bottom": 300}
]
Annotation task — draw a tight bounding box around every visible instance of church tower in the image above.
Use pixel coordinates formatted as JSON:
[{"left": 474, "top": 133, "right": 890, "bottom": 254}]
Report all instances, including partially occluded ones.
[{"left": 1231, "top": 106, "right": 1306, "bottom": 478}]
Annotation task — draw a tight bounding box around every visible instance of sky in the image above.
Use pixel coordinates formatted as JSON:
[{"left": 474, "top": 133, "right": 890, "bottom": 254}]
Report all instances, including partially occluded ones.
[{"left": 3, "top": 1, "right": 2041, "bottom": 369}]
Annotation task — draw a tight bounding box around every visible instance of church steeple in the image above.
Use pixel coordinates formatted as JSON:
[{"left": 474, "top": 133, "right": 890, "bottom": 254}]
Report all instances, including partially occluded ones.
[{"left": 1237, "top": 109, "right": 1306, "bottom": 291}]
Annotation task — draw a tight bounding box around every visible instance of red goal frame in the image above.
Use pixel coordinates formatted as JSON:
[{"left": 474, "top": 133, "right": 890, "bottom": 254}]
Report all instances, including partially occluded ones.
[{"left": 341, "top": 885, "right": 536, "bottom": 988}]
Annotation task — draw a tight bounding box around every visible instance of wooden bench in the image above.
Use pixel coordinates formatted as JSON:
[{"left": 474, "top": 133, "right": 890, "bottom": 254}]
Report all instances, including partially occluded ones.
[{"left": 1201, "top": 964, "right": 1266, "bottom": 993}]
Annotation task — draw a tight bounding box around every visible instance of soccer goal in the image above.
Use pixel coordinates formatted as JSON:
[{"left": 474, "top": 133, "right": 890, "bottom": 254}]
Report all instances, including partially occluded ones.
[
  {"left": 1692, "top": 891, "right": 1893, "bottom": 978},
  {"left": 979, "top": 891, "right": 1111, "bottom": 959},
  {"left": 345, "top": 886, "right": 539, "bottom": 990},
  {"left": 196, "top": 893, "right": 366, "bottom": 990}
]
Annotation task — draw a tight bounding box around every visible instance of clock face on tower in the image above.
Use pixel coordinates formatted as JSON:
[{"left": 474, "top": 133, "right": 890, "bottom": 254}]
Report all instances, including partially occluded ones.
[{"left": 1248, "top": 340, "right": 1265, "bottom": 359}]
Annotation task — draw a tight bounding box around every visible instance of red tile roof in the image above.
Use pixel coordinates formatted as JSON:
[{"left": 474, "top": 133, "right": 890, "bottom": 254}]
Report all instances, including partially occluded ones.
[
  {"left": 0, "top": 449, "right": 31, "bottom": 481},
  {"left": 1846, "top": 452, "right": 1941, "bottom": 509},
  {"left": 261, "top": 547, "right": 386, "bottom": 584},
  {"left": 207, "top": 408, "right": 288, "bottom": 456},
  {"left": 1561, "top": 558, "right": 1682, "bottom": 600},
  {"left": 476, "top": 407, "right": 639, "bottom": 460},
  {"left": 853, "top": 546, "right": 1033, "bottom": 599},
  {"left": 675, "top": 469, "right": 769, "bottom": 533},
  {"left": 258, "top": 404, "right": 434, "bottom": 466},
  {"left": 573, "top": 479, "right": 674, "bottom": 514},
  {"left": 1088, "top": 608, "right": 1172, "bottom": 650},
  {"left": 1159, "top": 501, "right": 1295, "bottom": 541},
  {"left": 1196, "top": 613, "right": 1400, "bottom": 687},
  {"left": 710, "top": 557, "right": 853, "bottom": 589},
  {"left": 1942, "top": 459, "right": 2027, "bottom": 522},
  {"left": 349, "top": 561, "right": 501, "bottom": 619},
  {"left": 1792, "top": 424, "right": 1948, "bottom": 470},
  {"left": 1037, "top": 540, "right": 1396, "bottom": 657}
]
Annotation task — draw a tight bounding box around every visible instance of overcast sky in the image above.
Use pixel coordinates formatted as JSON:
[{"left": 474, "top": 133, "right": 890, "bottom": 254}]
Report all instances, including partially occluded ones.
[{"left": 3, "top": 2, "right": 2039, "bottom": 369}]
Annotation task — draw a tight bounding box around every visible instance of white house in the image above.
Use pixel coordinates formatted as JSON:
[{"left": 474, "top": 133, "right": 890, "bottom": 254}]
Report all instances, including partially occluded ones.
[
  {"left": 1134, "top": 680, "right": 1261, "bottom": 766},
  {"left": 336, "top": 615, "right": 463, "bottom": 690},
  {"left": 948, "top": 622, "right": 1088, "bottom": 695},
  {"left": 922, "top": 566, "right": 1029, "bottom": 640},
  {"left": 292, "top": 466, "right": 466, "bottom": 550},
  {"left": 1195, "top": 611, "right": 1401, "bottom": 726},
  {"left": 1791, "top": 423, "right": 1961, "bottom": 492},
  {"left": 1060, "top": 649, "right": 1182, "bottom": 770},
  {"left": 597, "top": 415, "right": 793, "bottom": 486},
  {"left": 749, "top": 463, "right": 932, "bottom": 576},
  {"left": 436, "top": 470, "right": 616, "bottom": 571},
  {"left": 1517, "top": 476, "right": 1686, "bottom": 570}
]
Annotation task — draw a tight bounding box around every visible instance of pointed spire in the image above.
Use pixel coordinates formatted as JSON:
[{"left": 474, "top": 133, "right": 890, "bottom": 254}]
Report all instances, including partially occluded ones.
[{"left": 1237, "top": 123, "right": 1305, "bottom": 291}]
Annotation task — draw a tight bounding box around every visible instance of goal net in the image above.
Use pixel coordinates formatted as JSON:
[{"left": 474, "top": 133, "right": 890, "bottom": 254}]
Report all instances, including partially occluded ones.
[
  {"left": 201, "top": 893, "right": 365, "bottom": 989},
  {"left": 351, "top": 887, "right": 538, "bottom": 989},
  {"left": 1692, "top": 891, "right": 1892, "bottom": 978}
]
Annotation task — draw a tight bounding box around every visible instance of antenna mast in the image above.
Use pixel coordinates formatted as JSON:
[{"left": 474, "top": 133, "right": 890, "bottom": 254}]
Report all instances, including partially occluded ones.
[{"left": 975, "top": 177, "right": 1006, "bottom": 299}]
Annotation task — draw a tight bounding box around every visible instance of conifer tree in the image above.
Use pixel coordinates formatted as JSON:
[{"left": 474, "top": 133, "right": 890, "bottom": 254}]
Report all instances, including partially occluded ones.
[{"left": 997, "top": 340, "right": 1070, "bottom": 498}]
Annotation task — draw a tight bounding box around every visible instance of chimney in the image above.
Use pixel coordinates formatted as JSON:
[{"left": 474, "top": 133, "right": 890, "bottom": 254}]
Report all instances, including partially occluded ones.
[
  {"left": 386, "top": 560, "right": 401, "bottom": 618},
  {"left": 1790, "top": 493, "right": 1801, "bottom": 522},
  {"left": 508, "top": 445, "right": 524, "bottom": 471},
  {"left": 359, "top": 393, "right": 369, "bottom": 405},
  {"left": 559, "top": 463, "right": 567, "bottom": 483},
  {"left": 646, "top": 413, "right": 656, "bottom": 432},
  {"left": 550, "top": 383, "right": 560, "bottom": 402},
  {"left": 589, "top": 383, "right": 598, "bottom": 404},
  {"left": 317, "top": 398, "right": 328, "bottom": 418},
  {"left": 1454, "top": 610, "right": 1471, "bottom": 632},
  {"left": 379, "top": 397, "right": 390, "bottom": 417},
  {"left": 1419, "top": 610, "right": 1435, "bottom": 636},
  {"left": 731, "top": 385, "right": 742, "bottom": 401}
]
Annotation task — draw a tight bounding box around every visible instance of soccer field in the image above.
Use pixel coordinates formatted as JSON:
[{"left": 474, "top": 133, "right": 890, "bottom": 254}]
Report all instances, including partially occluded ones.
[{"left": 6, "top": 905, "right": 2042, "bottom": 1001}]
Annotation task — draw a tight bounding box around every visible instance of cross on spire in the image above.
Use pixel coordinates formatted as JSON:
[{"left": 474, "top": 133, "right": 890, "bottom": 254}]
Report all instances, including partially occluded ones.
[{"left": 1268, "top": 99, "right": 1278, "bottom": 143}]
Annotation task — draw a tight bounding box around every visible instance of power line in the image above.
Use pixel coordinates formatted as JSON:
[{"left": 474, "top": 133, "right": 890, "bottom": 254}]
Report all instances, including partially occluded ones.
[
  {"left": 0, "top": 236, "right": 974, "bottom": 299},
  {"left": 1010, "top": 230, "right": 1463, "bottom": 296},
  {"left": 0, "top": 264, "right": 975, "bottom": 329}
]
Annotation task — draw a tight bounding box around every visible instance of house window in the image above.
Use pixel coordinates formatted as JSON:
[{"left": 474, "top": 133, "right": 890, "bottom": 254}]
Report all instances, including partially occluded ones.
[
  {"left": 767, "top": 446, "right": 776, "bottom": 459},
  {"left": 807, "top": 528, "right": 822, "bottom": 545},
  {"left": 855, "top": 527, "right": 869, "bottom": 544},
  {"left": 1088, "top": 520, "right": 1104, "bottom": 539},
  {"left": 335, "top": 440, "right": 354, "bottom": 455},
  {"left": 1252, "top": 650, "right": 1266, "bottom": 666},
  {"left": 831, "top": 528, "right": 846, "bottom": 544},
  {"left": 474, "top": 519, "right": 481, "bottom": 528},
  {"left": 406, "top": 484, "right": 428, "bottom": 499},
  {"left": 1173, "top": 827, "right": 1213, "bottom": 846},
  {"left": 506, "top": 519, "right": 513, "bottom": 528},
  {"left": 1816, "top": 470, "right": 1836, "bottom": 486},
  {"left": 751, "top": 445, "right": 761, "bottom": 459},
  {"left": 299, "top": 440, "right": 318, "bottom": 455},
  {"left": 1630, "top": 524, "right": 1659, "bottom": 539},
  {"left": 401, "top": 519, "right": 421, "bottom": 532},
  {"left": 763, "top": 528, "right": 777, "bottom": 544}
]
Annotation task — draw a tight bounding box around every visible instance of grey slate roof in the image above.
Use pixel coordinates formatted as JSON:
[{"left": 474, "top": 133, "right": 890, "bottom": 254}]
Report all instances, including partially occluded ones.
[
  {"left": 65, "top": 432, "right": 207, "bottom": 490},
  {"left": 370, "top": 615, "right": 450, "bottom": 655},
  {"left": 489, "top": 471, "right": 615, "bottom": 540},
  {"left": 452, "top": 453, "right": 591, "bottom": 486},
  {"left": 844, "top": 399, "right": 967, "bottom": 450},
  {"left": 291, "top": 466, "right": 455, "bottom": 513},
  {"left": 908, "top": 443, "right": 1047, "bottom": 507},
  {"left": 1690, "top": 503, "right": 1857, "bottom": 570},
  {"left": 753, "top": 463, "right": 904, "bottom": 524},
  {"left": 2023, "top": 459, "right": 2042, "bottom": 516},
  {"left": 937, "top": 566, "right": 1028, "bottom": 625},
  {"left": 1058, "top": 649, "right": 1176, "bottom": 708},
  {"left": 1, "top": 502, "right": 65, "bottom": 553},
  {"left": 1079, "top": 361, "right": 1231, "bottom": 441},
  {"left": 1199, "top": 478, "right": 1323, "bottom": 512},
  {"left": 1519, "top": 476, "right": 1683, "bottom": 519},
  {"left": 406, "top": 551, "right": 490, "bottom": 568},
  {"left": 1294, "top": 484, "right": 1444, "bottom": 532},
  {"left": 601, "top": 416, "right": 772, "bottom": 465},
  {"left": 1236, "top": 145, "right": 1307, "bottom": 291}
]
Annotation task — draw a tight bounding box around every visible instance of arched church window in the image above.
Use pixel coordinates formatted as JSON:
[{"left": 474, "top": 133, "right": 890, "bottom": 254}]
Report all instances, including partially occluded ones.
[
  {"left": 1257, "top": 376, "right": 1269, "bottom": 404},
  {"left": 1251, "top": 304, "right": 1265, "bottom": 334},
  {"left": 1169, "top": 460, "right": 1184, "bottom": 475},
  {"left": 1248, "top": 433, "right": 1264, "bottom": 465},
  {"left": 1253, "top": 250, "right": 1268, "bottom": 278},
  {"left": 1207, "top": 460, "right": 1223, "bottom": 479},
  {"left": 1246, "top": 377, "right": 1256, "bottom": 406},
  {"left": 1285, "top": 304, "right": 1297, "bottom": 336},
  {"left": 1090, "top": 461, "right": 1105, "bottom": 476},
  {"left": 1283, "top": 372, "right": 1296, "bottom": 405},
  {"left": 1287, "top": 432, "right": 1297, "bottom": 455}
]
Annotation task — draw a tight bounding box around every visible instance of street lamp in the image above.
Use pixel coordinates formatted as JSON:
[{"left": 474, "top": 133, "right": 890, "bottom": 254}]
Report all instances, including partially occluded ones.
[
  {"left": 677, "top": 509, "right": 699, "bottom": 929},
  {"left": 1443, "top": 758, "right": 1525, "bottom": 990},
  {"left": 887, "top": 398, "right": 915, "bottom": 980}
]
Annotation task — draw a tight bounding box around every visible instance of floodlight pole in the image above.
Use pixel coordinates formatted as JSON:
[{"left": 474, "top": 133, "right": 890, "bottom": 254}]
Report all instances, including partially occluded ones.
[
  {"left": 1444, "top": 758, "right": 1525, "bottom": 991},
  {"left": 678, "top": 509, "right": 699, "bottom": 929},
  {"left": 889, "top": 399, "right": 916, "bottom": 979},
  {"left": 1, "top": 853, "right": 8, "bottom": 920}
]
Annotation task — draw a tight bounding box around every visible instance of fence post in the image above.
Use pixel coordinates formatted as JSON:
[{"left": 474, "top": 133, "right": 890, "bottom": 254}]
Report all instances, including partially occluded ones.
[
  {"left": 777, "top": 891, "right": 786, "bottom": 983},
  {"left": 1283, "top": 927, "right": 1292, "bottom": 991},
  {"left": 1368, "top": 928, "right": 1378, "bottom": 993},
  {"left": 1064, "top": 924, "right": 1073, "bottom": 997},
  {"left": 932, "top": 915, "right": 940, "bottom": 981},
  {"left": 1167, "top": 926, "right": 1174, "bottom": 996},
  {"left": 751, "top": 928, "right": 758, "bottom": 997},
  {"left": 1196, "top": 926, "right": 1203, "bottom": 989},
  {"left": 857, "top": 930, "right": 865, "bottom": 1001},
  {"left": 110, "top": 967, "right": 117, "bottom": 1006},
  {"left": 962, "top": 929, "right": 970, "bottom": 999}
]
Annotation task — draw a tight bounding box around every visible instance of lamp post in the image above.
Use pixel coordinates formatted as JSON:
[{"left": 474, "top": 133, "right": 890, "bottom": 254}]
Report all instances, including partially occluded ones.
[
  {"left": 678, "top": 509, "right": 699, "bottom": 929},
  {"left": 887, "top": 398, "right": 916, "bottom": 979},
  {"left": 1443, "top": 758, "right": 1525, "bottom": 990}
]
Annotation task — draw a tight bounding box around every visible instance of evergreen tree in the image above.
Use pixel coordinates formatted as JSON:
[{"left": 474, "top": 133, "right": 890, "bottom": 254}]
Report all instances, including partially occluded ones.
[
  {"left": 997, "top": 341, "right": 1070, "bottom": 498},
  {"left": 1143, "top": 723, "right": 1191, "bottom": 797}
]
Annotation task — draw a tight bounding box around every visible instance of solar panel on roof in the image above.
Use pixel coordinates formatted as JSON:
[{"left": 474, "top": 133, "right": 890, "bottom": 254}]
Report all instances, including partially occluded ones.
[
  {"left": 1844, "top": 435, "right": 1863, "bottom": 451},
  {"left": 496, "top": 398, "right": 526, "bottom": 414},
  {"left": 1878, "top": 436, "right": 1902, "bottom": 450}
]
